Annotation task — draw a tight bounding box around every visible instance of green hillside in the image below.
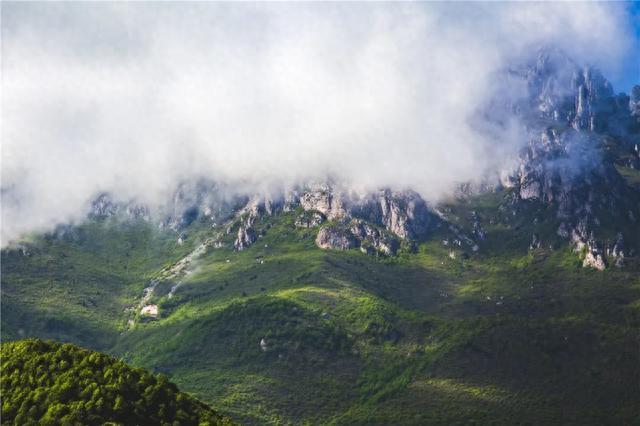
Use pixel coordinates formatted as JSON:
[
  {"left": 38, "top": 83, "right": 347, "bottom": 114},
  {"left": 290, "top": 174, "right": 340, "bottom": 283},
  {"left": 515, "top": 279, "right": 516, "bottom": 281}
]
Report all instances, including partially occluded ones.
[
  {"left": 0, "top": 339, "right": 232, "bottom": 425},
  {"left": 2, "top": 189, "right": 640, "bottom": 424}
]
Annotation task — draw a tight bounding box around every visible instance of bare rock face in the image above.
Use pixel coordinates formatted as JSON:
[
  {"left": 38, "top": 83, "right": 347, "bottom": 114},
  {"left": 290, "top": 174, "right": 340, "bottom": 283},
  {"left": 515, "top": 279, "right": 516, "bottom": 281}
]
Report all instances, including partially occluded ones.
[
  {"left": 296, "top": 184, "right": 433, "bottom": 248},
  {"left": 572, "top": 67, "right": 615, "bottom": 132},
  {"left": 314, "top": 219, "right": 400, "bottom": 255},
  {"left": 296, "top": 181, "right": 432, "bottom": 240},
  {"left": 503, "top": 58, "right": 639, "bottom": 271},
  {"left": 518, "top": 48, "right": 623, "bottom": 133},
  {"left": 512, "top": 127, "right": 636, "bottom": 270},
  {"left": 164, "top": 180, "right": 245, "bottom": 231},
  {"left": 90, "top": 194, "right": 119, "bottom": 217},
  {"left": 608, "top": 233, "right": 625, "bottom": 268},
  {"left": 349, "top": 219, "right": 399, "bottom": 255},
  {"left": 234, "top": 221, "right": 256, "bottom": 251},
  {"left": 294, "top": 210, "right": 326, "bottom": 228},
  {"left": 571, "top": 223, "right": 607, "bottom": 270},
  {"left": 631, "top": 85, "right": 640, "bottom": 117},
  {"left": 101, "top": 179, "right": 432, "bottom": 255},
  {"left": 233, "top": 194, "right": 280, "bottom": 251},
  {"left": 315, "top": 226, "right": 357, "bottom": 250},
  {"left": 529, "top": 233, "right": 541, "bottom": 250},
  {"left": 89, "top": 193, "right": 150, "bottom": 221},
  {"left": 299, "top": 183, "right": 350, "bottom": 220},
  {"left": 511, "top": 128, "right": 626, "bottom": 221},
  {"left": 583, "top": 249, "right": 606, "bottom": 271},
  {"left": 358, "top": 190, "right": 431, "bottom": 240}
]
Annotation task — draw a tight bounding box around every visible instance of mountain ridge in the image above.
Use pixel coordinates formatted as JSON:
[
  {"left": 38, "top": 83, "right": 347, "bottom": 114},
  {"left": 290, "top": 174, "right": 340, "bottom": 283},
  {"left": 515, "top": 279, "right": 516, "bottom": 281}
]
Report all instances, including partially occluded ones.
[{"left": 2, "top": 50, "right": 640, "bottom": 424}]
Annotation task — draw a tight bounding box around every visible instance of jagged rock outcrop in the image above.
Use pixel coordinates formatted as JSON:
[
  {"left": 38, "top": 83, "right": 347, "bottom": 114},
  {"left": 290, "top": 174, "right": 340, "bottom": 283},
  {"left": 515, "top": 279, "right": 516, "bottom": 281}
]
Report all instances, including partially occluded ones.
[
  {"left": 296, "top": 183, "right": 432, "bottom": 240},
  {"left": 68, "top": 48, "right": 636, "bottom": 269},
  {"left": 349, "top": 219, "right": 399, "bottom": 255},
  {"left": 301, "top": 186, "right": 431, "bottom": 253},
  {"left": 315, "top": 220, "right": 399, "bottom": 255},
  {"left": 529, "top": 233, "right": 541, "bottom": 250},
  {"left": 84, "top": 173, "right": 436, "bottom": 255},
  {"left": 630, "top": 85, "right": 640, "bottom": 117},
  {"left": 90, "top": 194, "right": 120, "bottom": 217},
  {"left": 572, "top": 67, "right": 615, "bottom": 132},
  {"left": 570, "top": 220, "right": 607, "bottom": 270},
  {"left": 499, "top": 49, "right": 640, "bottom": 269},
  {"left": 294, "top": 211, "right": 326, "bottom": 228},
  {"left": 164, "top": 181, "right": 243, "bottom": 231},
  {"left": 354, "top": 190, "right": 431, "bottom": 240},
  {"left": 315, "top": 226, "right": 357, "bottom": 251},
  {"left": 234, "top": 220, "right": 257, "bottom": 251},
  {"left": 608, "top": 233, "right": 626, "bottom": 268},
  {"left": 233, "top": 194, "right": 281, "bottom": 250},
  {"left": 299, "top": 183, "right": 349, "bottom": 220},
  {"left": 517, "top": 48, "right": 630, "bottom": 134},
  {"left": 513, "top": 128, "right": 631, "bottom": 220},
  {"left": 582, "top": 247, "right": 606, "bottom": 271},
  {"left": 228, "top": 183, "right": 433, "bottom": 253},
  {"left": 89, "top": 193, "right": 150, "bottom": 221}
]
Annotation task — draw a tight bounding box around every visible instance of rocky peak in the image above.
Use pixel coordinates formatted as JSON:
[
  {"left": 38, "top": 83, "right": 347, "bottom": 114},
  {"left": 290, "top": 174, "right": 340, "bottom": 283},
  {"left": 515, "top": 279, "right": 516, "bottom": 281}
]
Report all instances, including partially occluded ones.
[
  {"left": 298, "top": 183, "right": 350, "bottom": 220},
  {"left": 631, "top": 85, "right": 640, "bottom": 117},
  {"left": 571, "top": 66, "right": 615, "bottom": 132},
  {"left": 315, "top": 226, "right": 357, "bottom": 251},
  {"left": 353, "top": 189, "right": 431, "bottom": 240},
  {"left": 89, "top": 193, "right": 149, "bottom": 221},
  {"left": 314, "top": 219, "right": 399, "bottom": 255},
  {"left": 233, "top": 194, "right": 281, "bottom": 251},
  {"left": 513, "top": 48, "right": 631, "bottom": 135},
  {"left": 164, "top": 180, "right": 242, "bottom": 231},
  {"left": 501, "top": 49, "right": 640, "bottom": 269},
  {"left": 226, "top": 183, "right": 433, "bottom": 253},
  {"left": 89, "top": 193, "right": 119, "bottom": 218},
  {"left": 297, "top": 184, "right": 432, "bottom": 240}
]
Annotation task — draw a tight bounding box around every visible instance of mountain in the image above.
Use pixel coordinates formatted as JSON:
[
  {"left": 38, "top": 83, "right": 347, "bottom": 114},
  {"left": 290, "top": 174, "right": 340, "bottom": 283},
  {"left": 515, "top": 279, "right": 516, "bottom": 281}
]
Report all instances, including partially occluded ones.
[
  {"left": 0, "top": 339, "right": 233, "bottom": 425},
  {"left": 2, "top": 51, "right": 640, "bottom": 424}
]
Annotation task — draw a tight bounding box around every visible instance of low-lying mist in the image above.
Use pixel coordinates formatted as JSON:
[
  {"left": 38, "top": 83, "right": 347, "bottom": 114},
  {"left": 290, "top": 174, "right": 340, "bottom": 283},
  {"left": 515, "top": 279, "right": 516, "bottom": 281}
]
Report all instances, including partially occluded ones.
[{"left": 1, "top": 2, "right": 636, "bottom": 246}]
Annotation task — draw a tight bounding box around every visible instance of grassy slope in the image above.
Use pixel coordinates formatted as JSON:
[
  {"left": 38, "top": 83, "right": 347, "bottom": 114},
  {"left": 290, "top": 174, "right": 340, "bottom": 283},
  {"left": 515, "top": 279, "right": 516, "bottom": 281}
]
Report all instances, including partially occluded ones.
[
  {"left": 0, "top": 219, "right": 202, "bottom": 349},
  {"left": 2, "top": 192, "right": 640, "bottom": 424}
]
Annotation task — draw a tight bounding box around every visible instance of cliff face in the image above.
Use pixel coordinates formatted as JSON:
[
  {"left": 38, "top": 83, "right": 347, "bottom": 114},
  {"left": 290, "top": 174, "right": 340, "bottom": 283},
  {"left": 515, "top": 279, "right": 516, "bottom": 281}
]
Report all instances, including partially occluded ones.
[
  {"left": 500, "top": 49, "right": 640, "bottom": 268},
  {"left": 227, "top": 185, "right": 431, "bottom": 253},
  {"left": 517, "top": 49, "right": 635, "bottom": 135}
]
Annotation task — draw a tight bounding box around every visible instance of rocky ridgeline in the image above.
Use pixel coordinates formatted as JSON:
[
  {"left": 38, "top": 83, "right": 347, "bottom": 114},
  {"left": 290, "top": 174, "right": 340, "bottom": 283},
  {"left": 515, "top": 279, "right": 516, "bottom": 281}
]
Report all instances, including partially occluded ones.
[
  {"left": 230, "top": 195, "right": 277, "bottom": 251},
  {"left": 82, "top": 49, "right": 638, "bottom": 268},
  {"left": 501, "top": 49, "right": 640, "bottom": 269},
  {"left": 86, "top": 182, "right": 433, "bottom": 256},
  {"left": 316, "top": 220, "right": 399, "bottom": 256},
  {"left": 228, "top": 184, "right": 431, "bottom": 255},
  {"left": 515, "top": 48, "right": 638, "bottom": 135},
  {"left": 89, "top": 193, "right": 150, "bottom": 221}
]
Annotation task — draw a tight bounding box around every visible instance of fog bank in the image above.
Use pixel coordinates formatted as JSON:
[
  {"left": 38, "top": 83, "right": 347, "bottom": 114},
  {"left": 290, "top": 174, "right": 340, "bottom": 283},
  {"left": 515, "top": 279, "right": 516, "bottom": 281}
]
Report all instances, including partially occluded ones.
[{"left": 1, "top": 2, "right": 635, "bottom": 245}]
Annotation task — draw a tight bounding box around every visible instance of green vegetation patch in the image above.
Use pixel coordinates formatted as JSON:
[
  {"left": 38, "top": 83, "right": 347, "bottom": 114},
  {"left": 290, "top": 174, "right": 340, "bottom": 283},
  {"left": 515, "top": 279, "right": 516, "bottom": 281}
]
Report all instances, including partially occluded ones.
[{"left": 1, "top": 339, "right": 233, "bottom": 426}]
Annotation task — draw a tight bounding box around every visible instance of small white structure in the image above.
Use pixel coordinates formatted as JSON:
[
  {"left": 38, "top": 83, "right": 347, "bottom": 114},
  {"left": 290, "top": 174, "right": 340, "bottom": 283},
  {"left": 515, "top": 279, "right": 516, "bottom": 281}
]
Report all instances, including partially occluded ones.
[
  {"left": 140, "top": 304, "right": 158, "bottom": 317},
  {"left": 260, "top": 338, "right": 268, "bottom": 351}
]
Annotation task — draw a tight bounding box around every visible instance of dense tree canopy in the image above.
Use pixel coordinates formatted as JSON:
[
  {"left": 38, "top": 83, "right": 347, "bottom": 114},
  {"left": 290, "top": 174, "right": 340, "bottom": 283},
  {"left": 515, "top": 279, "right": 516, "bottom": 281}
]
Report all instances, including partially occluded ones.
[{"left": 1, "top": 339, "right": 233, "bottom": 426}]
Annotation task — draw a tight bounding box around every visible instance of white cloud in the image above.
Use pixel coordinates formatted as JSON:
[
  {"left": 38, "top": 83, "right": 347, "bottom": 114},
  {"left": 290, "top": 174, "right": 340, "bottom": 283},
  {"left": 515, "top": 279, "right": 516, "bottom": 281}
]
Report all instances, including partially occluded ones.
[{"left": 1, "top": 2, "right": 635, "bottom": 245}]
